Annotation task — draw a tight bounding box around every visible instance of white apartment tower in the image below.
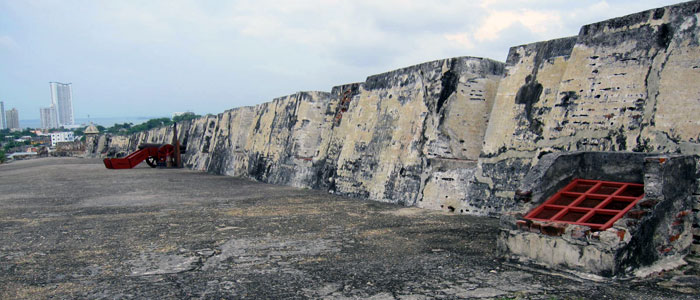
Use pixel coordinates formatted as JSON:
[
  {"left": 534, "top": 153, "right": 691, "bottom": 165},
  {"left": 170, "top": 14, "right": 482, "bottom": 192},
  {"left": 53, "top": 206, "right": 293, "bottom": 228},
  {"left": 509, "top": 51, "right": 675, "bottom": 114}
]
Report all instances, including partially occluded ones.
[
  {"left": 40, "top": 105, "right": 59, "bottom": 129},
  {"left": 6, "top": 108, "right": 19, "bottom": 129},
  {"left": 0, "top": 101, "right": 5, "bottom": 129},
  {"left": 49, "top": 82, "right": 74, "bottom": 126}
]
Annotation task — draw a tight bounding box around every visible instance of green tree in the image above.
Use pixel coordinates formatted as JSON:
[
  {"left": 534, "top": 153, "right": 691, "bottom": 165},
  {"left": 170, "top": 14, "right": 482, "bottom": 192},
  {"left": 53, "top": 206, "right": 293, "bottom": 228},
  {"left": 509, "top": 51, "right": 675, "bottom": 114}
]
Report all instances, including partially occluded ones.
[
  {"left": 127, "top": 118, "right": 172, "bottom": 134},
  {"left": 3, "top": 140, "right": 28, "bottom": 152},
  {"left": 100, "top": 115, "right": 198, "bottom": 136},
  {"left": 106, "top": 122, "right": 133, "bottom": 134},
  {"left": 0, "top": 128, "right": 36, "bottom": 140},
  {"left": 173, "top": 112, "right": 201, "bottom": 123},
  {"left": 73, "top": 127, "right": 85, "bottom": 136},
  {"left": 0, "top": 149, "right": 5, "bottom": 163}
]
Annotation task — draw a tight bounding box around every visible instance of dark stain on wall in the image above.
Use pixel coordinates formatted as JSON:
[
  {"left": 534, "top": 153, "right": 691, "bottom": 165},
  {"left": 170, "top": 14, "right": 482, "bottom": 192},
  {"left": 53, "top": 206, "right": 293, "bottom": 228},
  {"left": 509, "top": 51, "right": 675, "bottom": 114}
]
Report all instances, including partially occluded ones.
[
  {"left": 653, "top": 8, "right": 666, "bottom": 20},
  {"left": 248, "top": 153, "right": 269, "bottom": 181},
  {"left": 656, "top": 23, "right": 673, "bottom": 49},
  {"left": 557, "top": 91, "right": 579, "bottom": 108},
  {"left": 202, "top": 136, "right": 211, "bottom": 153},
  {"left": 515, "top": 75, "right": 544, "bottom": 132},
  {"left": 437, "top": 68, "right": 458, "bottom": 113}
]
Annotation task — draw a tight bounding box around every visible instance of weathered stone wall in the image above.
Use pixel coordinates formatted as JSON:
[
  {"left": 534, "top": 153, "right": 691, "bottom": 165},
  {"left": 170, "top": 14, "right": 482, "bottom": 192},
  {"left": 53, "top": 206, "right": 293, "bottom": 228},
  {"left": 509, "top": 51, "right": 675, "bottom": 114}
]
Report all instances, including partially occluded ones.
[
  {"left": 244, "top": 92, "right": 335, "bottom": 188},
  {"left": 473, "top": 2, "right": 700, "bottom": 215},
  {"left": 322, "top": 58, "right": 503, "bottom": 209},
  {"left": 472, "top": 37, "right": 578, "bottom": 215},
  {"left": 87, "top": 58, "right": 500, "bottom": 215},
  {"left": 88, "top": 57, "right": 505, "bottom": 212},
  {"left": 88, "top": 1, "right": 700, "bottom": 218}
]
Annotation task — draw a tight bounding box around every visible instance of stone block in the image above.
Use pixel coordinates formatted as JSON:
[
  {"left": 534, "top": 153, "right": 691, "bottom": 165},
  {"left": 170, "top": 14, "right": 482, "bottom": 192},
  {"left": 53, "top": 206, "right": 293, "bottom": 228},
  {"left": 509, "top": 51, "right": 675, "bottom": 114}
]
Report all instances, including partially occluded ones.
[
  {"left": 599, "top": 229, "right": 625, "bottom": 248},
  {"left": 541, "top": 223, "right": 567, "bottom": 237},
  {"left": 569, "top": 225, "right": 589, "bottom": 239}
]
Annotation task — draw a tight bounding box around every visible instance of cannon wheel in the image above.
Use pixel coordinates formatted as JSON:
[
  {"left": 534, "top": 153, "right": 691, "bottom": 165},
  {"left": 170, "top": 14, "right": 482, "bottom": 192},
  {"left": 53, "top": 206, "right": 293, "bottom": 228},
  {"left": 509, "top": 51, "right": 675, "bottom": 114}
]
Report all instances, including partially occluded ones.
[{"left": 145, "top": 157, "right": 157, "bottom": 168}]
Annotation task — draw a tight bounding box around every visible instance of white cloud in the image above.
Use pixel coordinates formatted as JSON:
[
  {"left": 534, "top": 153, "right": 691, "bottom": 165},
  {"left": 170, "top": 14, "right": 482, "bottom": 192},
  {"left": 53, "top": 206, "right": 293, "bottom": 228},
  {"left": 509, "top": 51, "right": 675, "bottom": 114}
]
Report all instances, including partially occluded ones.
[
  {"left": 444, "top": 33, "right": 475, "bottom": 49},
  {"left": 480, "top": 0, "right": 530, "bottom": 8},
  {"left": 591, "top": 1, "right": 611, "bottom": 11},
  {"left": 474, "top": 9, "right": 562, "bottom": 42}
]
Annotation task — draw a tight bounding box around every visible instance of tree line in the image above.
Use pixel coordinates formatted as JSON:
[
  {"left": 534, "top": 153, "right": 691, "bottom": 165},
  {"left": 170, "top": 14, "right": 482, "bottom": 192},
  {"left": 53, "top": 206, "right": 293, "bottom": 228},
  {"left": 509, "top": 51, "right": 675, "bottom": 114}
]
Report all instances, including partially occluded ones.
[{"left": 100, "top": 112, "right": 201, "bottom": 135}]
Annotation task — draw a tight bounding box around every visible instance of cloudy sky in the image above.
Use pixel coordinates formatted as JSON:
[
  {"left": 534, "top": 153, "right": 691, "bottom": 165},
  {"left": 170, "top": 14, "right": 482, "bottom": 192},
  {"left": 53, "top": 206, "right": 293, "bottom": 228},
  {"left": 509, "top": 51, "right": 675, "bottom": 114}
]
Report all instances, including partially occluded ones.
[{"left": 0, "top": 0, "right": 684, "bottom": 122}]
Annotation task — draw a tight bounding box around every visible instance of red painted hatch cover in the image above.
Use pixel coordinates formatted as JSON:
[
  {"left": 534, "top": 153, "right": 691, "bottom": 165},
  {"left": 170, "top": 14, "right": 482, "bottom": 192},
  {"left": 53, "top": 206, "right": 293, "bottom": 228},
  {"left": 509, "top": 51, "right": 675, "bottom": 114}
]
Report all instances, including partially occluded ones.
[{"left": 524, "top": 179, "right": 645, "bottom": 230}]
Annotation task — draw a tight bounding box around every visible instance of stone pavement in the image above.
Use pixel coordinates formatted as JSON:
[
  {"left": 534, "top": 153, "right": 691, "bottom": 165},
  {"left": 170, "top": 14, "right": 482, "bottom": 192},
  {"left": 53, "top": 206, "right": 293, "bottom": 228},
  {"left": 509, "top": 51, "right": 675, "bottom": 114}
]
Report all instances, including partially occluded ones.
[{"left": 0, "top": 158, "right": 695, "bottom": 299}]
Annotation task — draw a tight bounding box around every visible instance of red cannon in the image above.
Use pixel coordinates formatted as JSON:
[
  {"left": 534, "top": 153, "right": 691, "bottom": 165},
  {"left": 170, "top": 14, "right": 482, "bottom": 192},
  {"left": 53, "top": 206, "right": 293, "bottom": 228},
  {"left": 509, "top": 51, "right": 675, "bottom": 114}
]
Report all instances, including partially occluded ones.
[
  {"left": 103, "top": 123, "right": 184, "bottom": 170},
  {"left": 103, "top": 143, "right": 176, "bottom": 169}
]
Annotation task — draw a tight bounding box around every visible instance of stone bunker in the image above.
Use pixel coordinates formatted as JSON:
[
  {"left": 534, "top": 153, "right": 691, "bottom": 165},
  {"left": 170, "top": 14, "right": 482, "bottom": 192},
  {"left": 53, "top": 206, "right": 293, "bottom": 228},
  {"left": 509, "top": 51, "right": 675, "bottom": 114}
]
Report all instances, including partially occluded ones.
[{"left": 499, "top": 152, "right": 699, "bottom": 277}]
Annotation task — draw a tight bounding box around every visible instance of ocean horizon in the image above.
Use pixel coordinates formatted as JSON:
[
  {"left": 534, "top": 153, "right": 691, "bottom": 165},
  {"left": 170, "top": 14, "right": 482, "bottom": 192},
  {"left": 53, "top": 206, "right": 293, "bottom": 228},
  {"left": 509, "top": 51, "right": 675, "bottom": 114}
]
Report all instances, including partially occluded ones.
[{"left": 18, "top": 116, "right": 167, "bottom": 129}]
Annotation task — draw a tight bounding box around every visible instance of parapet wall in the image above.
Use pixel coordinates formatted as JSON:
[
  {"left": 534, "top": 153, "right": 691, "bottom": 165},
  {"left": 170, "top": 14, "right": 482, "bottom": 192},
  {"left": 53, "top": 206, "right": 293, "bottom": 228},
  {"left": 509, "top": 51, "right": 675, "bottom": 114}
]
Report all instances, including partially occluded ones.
[
  {"left": 88, "top": 57, "right": 506, "bottom": 214},
  {"left": 88, "top": 1, "right": 700, "bottom": 217}
]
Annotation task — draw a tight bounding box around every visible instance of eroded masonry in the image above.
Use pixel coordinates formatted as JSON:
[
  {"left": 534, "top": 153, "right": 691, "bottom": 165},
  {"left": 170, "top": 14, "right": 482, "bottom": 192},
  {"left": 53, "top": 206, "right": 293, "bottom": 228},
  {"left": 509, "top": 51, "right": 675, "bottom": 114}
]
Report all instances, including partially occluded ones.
[{"left": 88, "top": 1, "right": 700, "bottom": 277}]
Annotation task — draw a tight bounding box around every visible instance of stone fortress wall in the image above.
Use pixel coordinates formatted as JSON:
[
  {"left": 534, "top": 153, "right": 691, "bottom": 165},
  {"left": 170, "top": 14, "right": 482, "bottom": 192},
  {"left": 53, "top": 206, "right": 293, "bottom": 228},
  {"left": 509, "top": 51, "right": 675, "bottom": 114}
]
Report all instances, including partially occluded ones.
[{"left": 88, "top": 1, "right": 700, "bottom": 218}]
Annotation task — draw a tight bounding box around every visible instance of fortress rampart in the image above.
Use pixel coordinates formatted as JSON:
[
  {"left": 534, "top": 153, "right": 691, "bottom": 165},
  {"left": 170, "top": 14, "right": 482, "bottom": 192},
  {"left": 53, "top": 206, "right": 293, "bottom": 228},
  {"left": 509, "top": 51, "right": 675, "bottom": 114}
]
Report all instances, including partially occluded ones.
[{"left": 90, "top": 1, "right": 700, "bottom": 215}]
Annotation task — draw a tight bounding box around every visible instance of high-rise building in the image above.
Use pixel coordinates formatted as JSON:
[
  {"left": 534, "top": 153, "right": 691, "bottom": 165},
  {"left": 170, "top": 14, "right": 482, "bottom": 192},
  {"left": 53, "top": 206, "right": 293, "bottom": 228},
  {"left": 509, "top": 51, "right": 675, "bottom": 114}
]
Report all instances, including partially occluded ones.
[
  {"left": 6, "top": 108, "right": 19, "bottom": 129},
  {"left": 40, "top": 105, "right": 59, "bottom": 129},
  {"left": 49, "top": 82, "right": 74, "bottom": 126},
  {"left": 0, "top": 101, "right": 5, "bottom": 129}
]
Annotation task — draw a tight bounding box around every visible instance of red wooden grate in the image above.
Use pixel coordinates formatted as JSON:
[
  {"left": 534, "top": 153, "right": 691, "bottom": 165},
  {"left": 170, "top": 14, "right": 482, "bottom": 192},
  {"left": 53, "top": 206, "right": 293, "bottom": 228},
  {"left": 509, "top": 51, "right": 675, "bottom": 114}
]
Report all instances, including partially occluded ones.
[{"left": 524, "top": 179, "right": 645, "bottom": 230}]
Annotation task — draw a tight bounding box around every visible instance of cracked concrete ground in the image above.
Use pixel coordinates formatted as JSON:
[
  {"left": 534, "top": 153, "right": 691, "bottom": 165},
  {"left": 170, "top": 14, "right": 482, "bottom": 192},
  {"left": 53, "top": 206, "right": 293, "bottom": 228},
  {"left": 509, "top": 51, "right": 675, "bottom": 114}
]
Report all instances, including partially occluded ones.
[{"left": 0, "top": 158, "right": 695, "bottom": 299}]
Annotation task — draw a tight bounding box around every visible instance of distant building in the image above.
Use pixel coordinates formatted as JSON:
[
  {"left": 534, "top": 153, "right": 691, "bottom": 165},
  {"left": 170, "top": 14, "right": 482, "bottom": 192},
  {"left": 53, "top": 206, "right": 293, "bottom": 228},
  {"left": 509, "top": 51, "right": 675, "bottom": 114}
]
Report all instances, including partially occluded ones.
[
  {"left": 0, "top": 101, "right": 5, "bottom": 129},
  {"left": 55, "top": 140, "right": 85, "bottom": 156},
  {"left": 31, "top": 135, "right": 51, "bottom": 145},
  {"left": 62, "top": 124, "right": 82, "bottom": 130},
  {"left": 84, "top": 123, "right": 99, "bottom": 135},
  {"left": 40, "top": 105, "right": 59, "bottom": 129},
  {"left": 7, "top": 152, "right": 37, "bottom": 160},
  {"left": 50, "top": 131, "right": 74, "bottom": 147},
  {"left": 84, "top": 123, "right": 99, "bottom": 147},
  {"left": 49, "top": 82, "right": 74, "bottom": 126},
  {"left": 5, "top": 108, "right": 19, "bottom": 129}
]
